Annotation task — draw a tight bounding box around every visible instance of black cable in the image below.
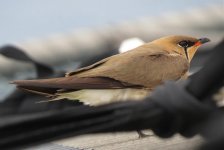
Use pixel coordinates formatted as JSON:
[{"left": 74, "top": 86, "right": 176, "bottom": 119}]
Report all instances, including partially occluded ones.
[
  {"left": 187, "top": 40, "right": 224, "bottom": 100},
  {"left": 0, "top": 78, "right": 216, "bottom": 148},
  {"left": 0, "top": 101, "right": 162, "bottom": 148}
]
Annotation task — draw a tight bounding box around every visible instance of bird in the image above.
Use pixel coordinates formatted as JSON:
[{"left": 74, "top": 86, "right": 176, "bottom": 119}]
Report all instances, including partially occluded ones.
[{"left": 12, "top": 35, "right": 210, "bottom": 106}]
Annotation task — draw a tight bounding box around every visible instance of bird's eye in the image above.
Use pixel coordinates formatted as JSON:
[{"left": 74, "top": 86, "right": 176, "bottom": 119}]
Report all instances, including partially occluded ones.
[{"left": 178, "top": 41, "right": 189, "bottom": 48}]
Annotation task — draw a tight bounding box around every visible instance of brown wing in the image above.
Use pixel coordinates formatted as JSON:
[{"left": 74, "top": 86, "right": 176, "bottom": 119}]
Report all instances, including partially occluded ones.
[
  {"left": 13, "top": 76, "right": 141, "bottom": 95},
  {"left": 72, "top": 52, "right": 189, "bottom": 88},
  {"left": 65, "top": 44, "right": 164, "bottom": 77}
]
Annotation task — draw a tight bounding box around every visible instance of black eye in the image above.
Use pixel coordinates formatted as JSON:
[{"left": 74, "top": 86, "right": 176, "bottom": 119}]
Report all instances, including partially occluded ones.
[
  {"left": 178, "top": 40, "right": 189, "bottom": 48},
  {"left": 178, "top": 40, "right": 195, "bottom": 48}
]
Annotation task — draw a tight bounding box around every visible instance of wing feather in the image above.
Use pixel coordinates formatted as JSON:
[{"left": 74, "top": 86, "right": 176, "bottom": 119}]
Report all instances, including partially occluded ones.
[{"left": 73, "top": 52, "right": 189, "bottom": 88}]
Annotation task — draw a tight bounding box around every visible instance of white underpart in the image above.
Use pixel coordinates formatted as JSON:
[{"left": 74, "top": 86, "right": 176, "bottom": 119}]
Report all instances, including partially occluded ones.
[
  {"left": 119, "top": 38, "right": 145, "bottom": 53},
  {"left": 55, "top": 89, "right": 150, "bottom": 106}
]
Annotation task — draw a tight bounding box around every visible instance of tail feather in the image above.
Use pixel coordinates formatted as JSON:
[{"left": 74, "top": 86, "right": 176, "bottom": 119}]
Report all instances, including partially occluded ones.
[{"left": 12, "top": 77, "right": 66, "bottom": 95}]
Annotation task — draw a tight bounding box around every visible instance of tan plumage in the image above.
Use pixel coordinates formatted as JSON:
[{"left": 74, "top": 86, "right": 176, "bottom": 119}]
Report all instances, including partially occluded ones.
[{"left": 12, "top": 35, "right": 210, "bottom": 105}]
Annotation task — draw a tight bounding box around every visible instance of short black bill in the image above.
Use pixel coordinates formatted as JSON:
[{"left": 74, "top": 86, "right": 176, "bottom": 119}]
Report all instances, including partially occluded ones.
[
  {"left": 198, "top": 38, "right": 210, "bottom": 44},
  {"left": 194, "top": 37, "right": 210, "bottom": 46}
]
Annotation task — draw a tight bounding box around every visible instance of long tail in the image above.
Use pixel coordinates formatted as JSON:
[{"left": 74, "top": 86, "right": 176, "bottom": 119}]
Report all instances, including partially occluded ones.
[{"left": 11, "top": 77, "right": 69, "bottom": 96}]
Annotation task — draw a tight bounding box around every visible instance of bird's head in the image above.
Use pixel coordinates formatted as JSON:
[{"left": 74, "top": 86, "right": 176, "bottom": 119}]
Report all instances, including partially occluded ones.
[{"left": 151, "top": 35, "right": 210, "bottom": 62}]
